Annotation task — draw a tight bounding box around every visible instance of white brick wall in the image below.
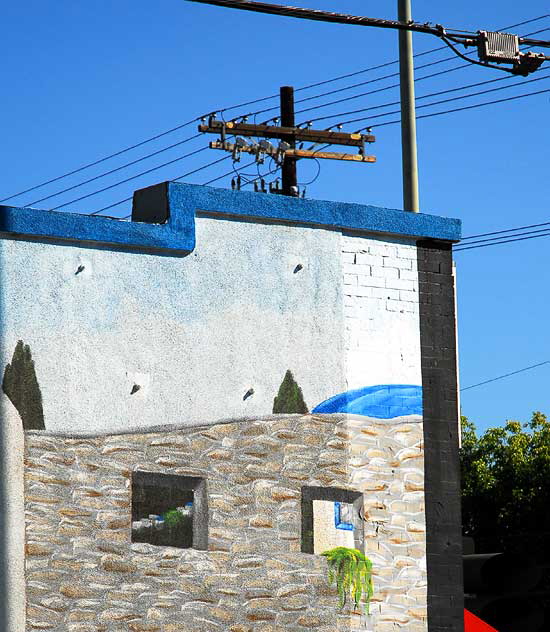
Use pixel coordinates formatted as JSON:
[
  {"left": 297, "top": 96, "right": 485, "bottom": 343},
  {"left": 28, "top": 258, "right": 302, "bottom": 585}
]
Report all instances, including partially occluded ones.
[{"left": 341, "top": 234, "right": 421, "bottom": 391}]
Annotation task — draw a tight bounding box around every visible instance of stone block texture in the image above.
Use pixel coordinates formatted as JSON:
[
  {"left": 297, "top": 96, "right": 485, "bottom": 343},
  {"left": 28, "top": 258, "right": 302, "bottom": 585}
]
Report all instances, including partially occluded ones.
[{"left": 24, "top": 414, "right": 427, "bottom": 631}]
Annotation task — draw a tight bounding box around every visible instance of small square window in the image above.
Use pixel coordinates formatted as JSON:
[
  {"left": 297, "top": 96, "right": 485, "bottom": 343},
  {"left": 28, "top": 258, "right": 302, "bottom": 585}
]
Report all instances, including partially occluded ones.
[
  {"left": 301, "top": 486, "right": 364, "bottom": 554},
  {"left": 131, "top": 471, "right": 208, "bottom": 550}
]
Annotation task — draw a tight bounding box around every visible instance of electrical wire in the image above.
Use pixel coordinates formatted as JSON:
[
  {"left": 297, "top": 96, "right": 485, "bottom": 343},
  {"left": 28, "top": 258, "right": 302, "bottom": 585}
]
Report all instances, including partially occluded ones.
[
  {"left": 53, "top": 147, "right": 209, "bottom": 211},
  {"left": 460, "top": 360, "right": 550, "bottom": 392},
  {"left": 292, "top": 32, "right": 547, "bottom": 122},
  {"left": 331, "top": 75, "right": 549, "bottom": 128},
  {"left": 454, "top": 230, "right": 550, "bottom": 252},
  {"left": 366, "top": 87, "right": 549, "bottom": 129},
  {"left": 3, "top": 16, "right": 546, "bottom": 204},
  {"left": 26, "top": 134, "right": 203, "bottom": 207},
  {"left": 0, "top": 116, "right": 201, "bottom": 203},
  {"left": 101, "top": 155, "right": 232, "bottom": 216},
  {"left": 461, "top": 220, "right": 550, "bottom": 241},
  {"left": 303, "top": 73, "right": 532, "bottom": 124}
]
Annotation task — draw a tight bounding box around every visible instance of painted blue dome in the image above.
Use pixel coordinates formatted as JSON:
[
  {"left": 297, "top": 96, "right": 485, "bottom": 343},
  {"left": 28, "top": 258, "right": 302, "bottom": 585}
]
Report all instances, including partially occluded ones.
[{"left": 312, "top": 384, "right": 422, "bottom": 418}]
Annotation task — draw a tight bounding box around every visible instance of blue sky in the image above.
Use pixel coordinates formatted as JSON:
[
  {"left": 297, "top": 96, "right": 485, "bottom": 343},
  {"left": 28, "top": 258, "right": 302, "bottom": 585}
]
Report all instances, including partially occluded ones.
[{"left": 1, "top": 1, "right": 548, "bottom": 433}]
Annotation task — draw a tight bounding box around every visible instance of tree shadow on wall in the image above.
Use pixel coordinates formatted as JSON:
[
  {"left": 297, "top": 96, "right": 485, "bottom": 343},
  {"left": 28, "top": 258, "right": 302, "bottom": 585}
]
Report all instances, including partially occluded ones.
[
  {"left": 2, "top": 340, "right": 44, "bottom": 430},
  {"left": 273, "top": 370, "right": 308, "bottom": 414}
]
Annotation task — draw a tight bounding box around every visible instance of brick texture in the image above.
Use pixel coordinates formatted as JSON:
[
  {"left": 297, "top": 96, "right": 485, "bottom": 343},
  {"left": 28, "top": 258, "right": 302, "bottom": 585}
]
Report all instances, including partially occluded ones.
[{"left": 417, "top": 240, "right": 463, "bottom": 632}]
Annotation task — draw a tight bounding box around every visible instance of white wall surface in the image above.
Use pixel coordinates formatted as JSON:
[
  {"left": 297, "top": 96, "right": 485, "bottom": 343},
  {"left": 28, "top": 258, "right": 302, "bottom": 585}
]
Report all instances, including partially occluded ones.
[
  {"left": 0, "top": 217, "right": 346, "bottom": 433},
  {"left": 341, "top": 234, "right": 421, "bottom": 390}
]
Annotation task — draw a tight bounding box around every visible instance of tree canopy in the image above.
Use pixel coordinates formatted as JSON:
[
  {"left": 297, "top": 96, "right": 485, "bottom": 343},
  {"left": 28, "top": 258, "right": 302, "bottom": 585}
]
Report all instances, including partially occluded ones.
[{"left": 460, "top": 411, "right": 550, "bottom": 555}]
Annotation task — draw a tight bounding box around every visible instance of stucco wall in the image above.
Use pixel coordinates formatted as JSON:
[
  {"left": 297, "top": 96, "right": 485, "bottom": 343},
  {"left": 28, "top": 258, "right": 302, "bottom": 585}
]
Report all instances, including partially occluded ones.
[
  {"left": 24, "top": 413, "right": 427, "bottom": 632},
  {"left": 0, "top": 216, "right": 425, "bottom": 435},
  {"left": 0, "top": 217, "right": 345, "bottom": 433}
]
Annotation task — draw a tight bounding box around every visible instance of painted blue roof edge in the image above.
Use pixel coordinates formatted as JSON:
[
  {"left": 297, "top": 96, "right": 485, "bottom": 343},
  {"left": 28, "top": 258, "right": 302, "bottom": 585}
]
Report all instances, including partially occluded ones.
[
  {"left": 0, "top": 182, "right": 460, "bottom": 256},
  {"left": 171, "top": 182, "right": 461, "bottom": 242}
]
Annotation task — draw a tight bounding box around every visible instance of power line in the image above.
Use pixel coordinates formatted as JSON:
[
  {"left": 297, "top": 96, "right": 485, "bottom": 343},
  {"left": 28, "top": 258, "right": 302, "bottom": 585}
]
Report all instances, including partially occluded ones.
[
  {"left": 291, "top": 29, "right": 547, "bottom": 122},
  {"left": 458, "top": 227, "right": 550, "bottom": 247},
  {"left": 27, "top": 134, "right": 203, "bottom": 207},
  {"left": 461, "top": 220, "right": 550, "bottom": 241},
  {"left": 461, "top": 361, "right": 550, "bottom": 392},
  {"left": 330, "top": 74, "right": 549, "bottom": 128},
  {"left": 304, "top": 73, "right": 532, "bottom": 125},
  {"left": 3, "top": 15, "right": 545, "bottom": 205},
  {"left": 98, "top": 155, "right": 231, "bottom": 216},
  {"left": 288, "top": 16, "right": 549, "bottom": 96},
  {"left": 454, "top": 230, "right": 550, "bottom": 252},
  {"left": 88, "top": 88, "right": 547, "bottom": 217},
  {"left": 0, "top": 117, "right": 201, "bottom": 204},
  {"left": 370, "top": 87, "right": 549, "bottom": 129},
  {"left": 56, "top": 146, "right": 209, "bottom": 212}
]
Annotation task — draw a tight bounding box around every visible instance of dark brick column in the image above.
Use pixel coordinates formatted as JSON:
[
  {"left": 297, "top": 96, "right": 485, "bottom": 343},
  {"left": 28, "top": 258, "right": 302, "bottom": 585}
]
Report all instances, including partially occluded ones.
[{"left": 417, "top": 240, "right": 463, "bottom": 632}]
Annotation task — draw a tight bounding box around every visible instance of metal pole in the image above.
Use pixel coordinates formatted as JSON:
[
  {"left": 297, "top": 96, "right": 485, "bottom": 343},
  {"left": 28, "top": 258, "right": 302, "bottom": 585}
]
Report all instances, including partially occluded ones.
[
  {"left": 398, "top": 0, "right": 419, "bottom": 212},
  {"left": 280, "top": 86, "right": 298, "bottom": 196}
]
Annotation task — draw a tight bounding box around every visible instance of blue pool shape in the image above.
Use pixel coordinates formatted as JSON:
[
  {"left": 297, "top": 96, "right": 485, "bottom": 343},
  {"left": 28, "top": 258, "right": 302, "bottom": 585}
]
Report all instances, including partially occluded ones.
[{"left": 312, "top": 384, "right": 422, "bottom": 418}]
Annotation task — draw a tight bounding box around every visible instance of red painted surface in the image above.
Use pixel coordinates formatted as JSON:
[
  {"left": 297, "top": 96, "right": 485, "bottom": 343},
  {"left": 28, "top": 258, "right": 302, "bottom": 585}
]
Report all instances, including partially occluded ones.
[{"left": 464, "top": 608, "right": 499, "bottom": 632}]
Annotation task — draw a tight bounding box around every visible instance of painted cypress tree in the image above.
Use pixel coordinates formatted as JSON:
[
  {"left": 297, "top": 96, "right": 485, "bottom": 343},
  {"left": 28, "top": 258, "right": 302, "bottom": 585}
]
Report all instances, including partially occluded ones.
[
  {"left": 2, "top": 340, "right": 45, "bottom": 430},
  {"left": 273, "top": 370, "right": 308, "bottom": 414}
]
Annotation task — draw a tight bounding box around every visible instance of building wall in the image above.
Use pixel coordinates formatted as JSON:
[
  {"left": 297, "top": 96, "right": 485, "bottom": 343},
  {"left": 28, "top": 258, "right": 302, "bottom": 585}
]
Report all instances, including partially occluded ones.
[
  {"left": 0, "top": 218, "right": 425, "bottom": 435},
  {"left": 0, "top": 184, "right": 462, "bottom": 631},
  {"left": 24, "top": 413, "right": 427, "bottom": 632},
  {"left": 0, "top": 218, "right": 346, "bottom": 434}
]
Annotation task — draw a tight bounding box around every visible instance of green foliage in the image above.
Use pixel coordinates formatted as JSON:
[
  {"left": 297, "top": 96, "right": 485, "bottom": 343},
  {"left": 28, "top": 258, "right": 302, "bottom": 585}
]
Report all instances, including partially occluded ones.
[
  {"left": 163, "top": 509, "right": 184, "bottom": 528},
  {"left": 321, "top": 547, "right": 374, "bottom": 613},
  {"left": 272, "top": 370, "right": 308, "bottom": 414},
  {"left": 2, "top": 340, "right": 45, "bottom": 430},
  {"left": 460, "top": 412, "right": 550, "bottom": 552}
]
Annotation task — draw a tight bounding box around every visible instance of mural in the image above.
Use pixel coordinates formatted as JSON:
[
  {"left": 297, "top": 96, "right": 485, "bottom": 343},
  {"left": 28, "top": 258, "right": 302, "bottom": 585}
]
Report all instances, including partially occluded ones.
[
  {"left": 0, "top": 183, "right": 464, "bottom": 632},
  {"left": 2, "top": 340, "right": 44, "bottom": 430},
  {"left": 313, "top": 384, "right": 423, "bottom": 418},
  {"left": 273, "top": 369, "right": 309, "bottom": 414}
]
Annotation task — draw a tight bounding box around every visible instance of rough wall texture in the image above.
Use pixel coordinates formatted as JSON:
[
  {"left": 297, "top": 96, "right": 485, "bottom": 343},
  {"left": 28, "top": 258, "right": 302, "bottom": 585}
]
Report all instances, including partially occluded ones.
[
  {"left": 417, "top": 241, "right": 463, "bottom": 632},
  {"left": 24, "top": 413, "right": 427, "bottom": 632},
  {"left": 341, "top": 234, "right": 421, "bottom": 390},
  {"left": 0, "top": 218, "right": 344, "bottom": 434}
]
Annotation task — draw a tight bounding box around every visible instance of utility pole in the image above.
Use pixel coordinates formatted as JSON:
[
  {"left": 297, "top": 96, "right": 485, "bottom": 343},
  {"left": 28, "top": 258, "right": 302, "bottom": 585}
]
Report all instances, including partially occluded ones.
[
  {"left": 199, "top": 92, "right": 376, "bottom": 196},
  {"left": 398, "top": 0, "right": 419, "bottom": 213},
  {"left": 280, "top": 86, "right": 298, "bottom": 196}
]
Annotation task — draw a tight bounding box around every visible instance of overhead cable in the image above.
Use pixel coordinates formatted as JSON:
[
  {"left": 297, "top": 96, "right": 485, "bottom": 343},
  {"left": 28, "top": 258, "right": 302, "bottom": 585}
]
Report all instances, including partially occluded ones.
[
  {"left": 460, "top": 360, "right": 550, "bottom": 392},
  {"left": 96, "top": 155, "right": 230, "bottom": 216}
]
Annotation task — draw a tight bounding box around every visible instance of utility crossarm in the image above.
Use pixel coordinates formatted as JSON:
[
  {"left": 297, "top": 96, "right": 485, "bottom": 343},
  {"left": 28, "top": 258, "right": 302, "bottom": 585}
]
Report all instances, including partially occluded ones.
[
  {"left": 199, "top": 121, "right": 375, "bottom": 147},
  {"left": 209, "top": 141, "right": 376, "bottom": 162}
]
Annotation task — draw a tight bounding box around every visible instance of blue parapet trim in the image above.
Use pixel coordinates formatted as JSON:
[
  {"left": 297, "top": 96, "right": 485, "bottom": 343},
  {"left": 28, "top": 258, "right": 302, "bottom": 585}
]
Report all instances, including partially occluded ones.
[
  {"left": 0, "top": 200, "right": 195, "bottom": 256},
  {"left": 312, "top": 384, "right": 423, "bottom": 418},
  {"left": 168, "top": 182, "right": 461, "bottom": 242},
  {"left": 0, "top": 181, "right": 460, "bottom": 255}
]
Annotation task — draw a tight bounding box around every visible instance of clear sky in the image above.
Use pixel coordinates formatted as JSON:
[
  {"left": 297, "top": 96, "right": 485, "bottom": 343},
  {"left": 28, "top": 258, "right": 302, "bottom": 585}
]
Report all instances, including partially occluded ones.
[{"left": 1, "top": 1, "right": 548, "bottom": 434}]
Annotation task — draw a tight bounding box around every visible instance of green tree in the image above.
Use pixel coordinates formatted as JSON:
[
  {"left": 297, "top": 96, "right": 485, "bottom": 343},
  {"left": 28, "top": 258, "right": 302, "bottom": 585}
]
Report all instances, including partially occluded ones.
[
  {"left": 460, "top": 412, "right": 550, "bottom": 554},
  {"left": 2, "top": 340, "right": 45, "bottom": 430},
  {"left": 273, "top": 370, "right": 308, "bottom": 414}
]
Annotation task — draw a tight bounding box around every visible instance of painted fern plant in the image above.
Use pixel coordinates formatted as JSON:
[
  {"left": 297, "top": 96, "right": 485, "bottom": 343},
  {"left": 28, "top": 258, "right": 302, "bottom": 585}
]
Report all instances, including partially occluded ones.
[{"left": 321, "top": 547, "right": 374, "bottom": 613}]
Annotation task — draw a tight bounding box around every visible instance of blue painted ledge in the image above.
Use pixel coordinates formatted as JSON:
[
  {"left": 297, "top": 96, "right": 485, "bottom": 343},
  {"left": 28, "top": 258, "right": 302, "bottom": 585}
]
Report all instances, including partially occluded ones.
[{"left": 0, "top": 181, "right": 461, "bottom": 256}]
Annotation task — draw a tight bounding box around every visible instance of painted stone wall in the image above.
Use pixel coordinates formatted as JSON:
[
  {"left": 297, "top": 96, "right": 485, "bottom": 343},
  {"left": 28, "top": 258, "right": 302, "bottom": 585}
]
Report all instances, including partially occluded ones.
[{"left": 24, "top": 413, "right": 427, "bottom": 632}]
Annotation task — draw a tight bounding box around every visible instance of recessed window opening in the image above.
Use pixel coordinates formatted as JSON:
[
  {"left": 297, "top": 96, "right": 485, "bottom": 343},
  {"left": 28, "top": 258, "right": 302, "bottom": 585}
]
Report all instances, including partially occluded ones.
[
  {"left": 301, "top": 486, "right": 364, "bottom": 554},
  {"left": 131, "top": 471, "right": 207, "bottom": 550}
]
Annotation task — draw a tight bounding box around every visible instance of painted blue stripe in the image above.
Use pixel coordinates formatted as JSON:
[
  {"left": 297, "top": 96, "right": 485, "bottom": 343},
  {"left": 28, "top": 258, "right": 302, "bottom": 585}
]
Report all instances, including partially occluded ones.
[
  {"left": 171, "top": 183, "right": 461, "bottom": 242},
  {"left": 312, "top": 384, "right": 423, "bottom": 418},
  {"left": 0, "top": 182, "right": 460, "bottom": 256}
]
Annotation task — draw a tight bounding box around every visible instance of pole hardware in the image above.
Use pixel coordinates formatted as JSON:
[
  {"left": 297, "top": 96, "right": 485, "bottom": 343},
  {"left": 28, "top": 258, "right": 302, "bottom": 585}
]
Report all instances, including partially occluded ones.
[{"left": 199, "top": 85, "right": 376, "bottom": 197}]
